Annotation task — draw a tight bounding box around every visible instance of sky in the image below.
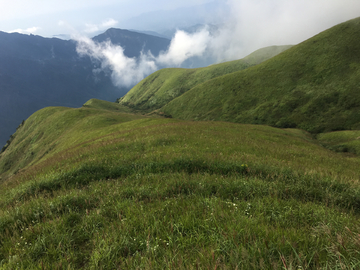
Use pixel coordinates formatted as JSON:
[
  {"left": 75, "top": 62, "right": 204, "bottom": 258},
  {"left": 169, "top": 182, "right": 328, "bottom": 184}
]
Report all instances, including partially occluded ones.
[
  {"left": 0, "top": 0, "right": 215, "bottom": 37},
  {"left": 1, "top": 0, "right": 360, "bottom": 87},
  {"left": 0, "top": 0, "right": 358, "bottom": 42}
]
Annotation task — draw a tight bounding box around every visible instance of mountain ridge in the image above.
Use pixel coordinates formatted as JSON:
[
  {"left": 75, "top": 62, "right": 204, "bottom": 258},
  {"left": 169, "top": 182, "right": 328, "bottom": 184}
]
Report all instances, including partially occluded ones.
[
  {"left": 92, "top": 28, "right": 170, "bottom": 58},
  {"left": 119, "top": 45, "right": 293, "bottom": 112},
  {"left": 0, "top": 28, "right": 171, "bottom": 147},
  {"left": 120, "top": 17, "right": 360, "bottom": 133}
]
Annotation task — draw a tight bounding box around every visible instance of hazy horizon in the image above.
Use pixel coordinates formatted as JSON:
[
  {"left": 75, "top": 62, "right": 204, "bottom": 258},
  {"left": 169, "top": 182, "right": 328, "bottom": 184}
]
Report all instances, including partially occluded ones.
[
  {"left": 2, "top": 0, "right": 360, "bottom": 88},
  {"left": 1, "top": 0, "right": 359, "bottom": 42},
  {"left": 0, "top": 0, "right": 221, "bottom": 38}
]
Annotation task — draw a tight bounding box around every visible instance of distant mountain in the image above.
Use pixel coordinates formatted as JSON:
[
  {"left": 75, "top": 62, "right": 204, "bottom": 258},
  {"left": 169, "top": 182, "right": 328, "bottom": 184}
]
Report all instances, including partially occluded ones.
[
  {"left": 129, "top": 30, "right": 169, "bottom": 39},
  {"left": 92, "top": 28, "right": 170, "bottom": 58},
  {"left": 0, "top": 30, "right": 171, "bottom": 147},
  {"left": 120, "top": 1, "right": 229, "bottom": 33},
  {"left": 120, "top": 17, "right": 360, "bottom": 133}
]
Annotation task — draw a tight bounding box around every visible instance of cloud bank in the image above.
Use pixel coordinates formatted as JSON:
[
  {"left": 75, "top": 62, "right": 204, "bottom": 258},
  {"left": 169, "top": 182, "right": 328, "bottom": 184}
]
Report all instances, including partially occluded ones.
[
  {"left": 157, "top": 30, "right": 211, "bottom": 66},
  {"left": 84, "top": 18, "right": 118, "bottom": 34},
  {"left": 10, "top": 27, "right": 40, "bottom": 35},
  {"left": 218, "top": 0, "right": 360, "bottom": 58},
  {"left": 76, "top": 35, "right": 157, "bottom": 87},
  {"left": 75, "top": 28, "right": 212, "bottom": 87},
  {"left": 75, "top": 0, "right": 360, "bottom": 88}
]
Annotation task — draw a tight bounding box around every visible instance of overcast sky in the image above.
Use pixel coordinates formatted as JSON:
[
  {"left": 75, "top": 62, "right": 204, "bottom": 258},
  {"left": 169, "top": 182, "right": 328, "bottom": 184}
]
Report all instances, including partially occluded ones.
[
  {"left": 0, "top": 0, "right": 214, "bottom": 21},
  {"left": 1, "top": 0, "right": 359, "bottom": 48},
  {"left": 1, "top": 0, "right": 360, "bottom": 92},
  {"left": 0, "top": 0, "right": 215, "bottom": 37}
]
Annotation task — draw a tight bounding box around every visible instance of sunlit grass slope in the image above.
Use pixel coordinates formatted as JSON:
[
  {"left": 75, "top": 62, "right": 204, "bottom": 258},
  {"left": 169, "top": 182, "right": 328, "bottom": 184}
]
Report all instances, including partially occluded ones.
[
  {"left": 157, "top": 17, "right": 360, "bottom": 133},
  {"left": 0, "top": 102, "right": 360, "bottom": 268},
  {"left": 120, "top": 45, "right": 292, "bottom": 112}
]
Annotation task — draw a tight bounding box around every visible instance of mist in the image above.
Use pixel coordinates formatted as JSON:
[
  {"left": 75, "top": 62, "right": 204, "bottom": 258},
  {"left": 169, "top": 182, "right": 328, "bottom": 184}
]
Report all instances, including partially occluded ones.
[
  {"left": 75, "top": 29, "right": 213, "bottom": 87},
  {"left": 219, "top": 0, "right": 360, "bottom": 58},
  {"left": 75, "top": 0, "right": 360, "bottom": 88},
  {"left": 76, "top": 35, "right": 157, "bottom": 87}
]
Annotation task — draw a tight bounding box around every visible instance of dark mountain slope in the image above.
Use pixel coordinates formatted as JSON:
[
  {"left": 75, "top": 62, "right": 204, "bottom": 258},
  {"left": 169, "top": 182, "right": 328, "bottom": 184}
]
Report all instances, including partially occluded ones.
[
  {"left": 0, "top": 30, "right": 171, "bottom": 147},
  {"left": 157, "top": 17, "right": 360, "bottom": 133},
  {"left": 0, "top": 31, "right": 119, "bottom": 146}
]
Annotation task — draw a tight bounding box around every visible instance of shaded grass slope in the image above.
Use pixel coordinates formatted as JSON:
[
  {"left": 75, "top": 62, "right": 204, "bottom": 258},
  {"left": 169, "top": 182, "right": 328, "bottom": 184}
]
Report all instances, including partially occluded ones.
[
  {"left": 317, "top": 130, "right": 360, "bottom": 155},
  {"left": 0, "top": 103, "right": 360, "bottom": 268},
  {"left": 119, "top": 45, "right": 292, "bottom": 112},
  {"left": 155, "top": 17, "right": 360, "bottom": 133},
  {"left": 0, "top": 100, "right": 146, "bottom": 180}
]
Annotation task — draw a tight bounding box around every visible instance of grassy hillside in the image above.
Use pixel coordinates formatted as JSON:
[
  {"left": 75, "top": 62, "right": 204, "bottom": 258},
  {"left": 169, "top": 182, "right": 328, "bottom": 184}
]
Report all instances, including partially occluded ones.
[
  {"left": 120, "top": 45, "right": 292, "bottom": 112},
  {"left": 0, "top": 99, "right": 145, "bottom": 180},
  {"left": 0, "top": 101, "right": 360, "bottom": 268},
  {"left": 241, "top": 45, "right": 294, "bottom": 65},
  {"left": 1, "top": 17, "right": 360, "bottom": 269},
  {"left": 317, "top": 130, "right": 360, "bottom": 155},
  {"left": 120, "top": 17, "right": 360, "bottom": 134},
  {"left": 82, "top": 98, "right": 135, "bottom": 113}
]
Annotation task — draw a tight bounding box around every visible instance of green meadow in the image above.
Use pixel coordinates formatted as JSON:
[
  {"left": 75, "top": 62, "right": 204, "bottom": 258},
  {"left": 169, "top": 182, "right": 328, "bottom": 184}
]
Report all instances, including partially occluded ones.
[
  {"left": 1, "top": 17, "right": 360, "bottom": 269},
  {"left": 120, "top": 45, "right": 292, "bottom": 113},
  {"left": 1, "top": 100, "right": 360, "bottom": 269}
]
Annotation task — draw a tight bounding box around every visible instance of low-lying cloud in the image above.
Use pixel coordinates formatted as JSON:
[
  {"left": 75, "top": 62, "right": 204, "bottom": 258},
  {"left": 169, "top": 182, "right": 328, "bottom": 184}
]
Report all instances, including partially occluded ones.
[
  {"left": 84, "top": 18, "right": 118, "bottom": 34},
  {"left": 75, "top": 0, "right": 360, "bottom": 88},
  {"left": 76, "top": 35, "right": 157, "bottom": 87},
  {"left": 10, "top": 26, "right": 40, "bottom": 35},
  {"left": 220, "top": 0, "right": 360, "bottom": 57},
  {"left": 157, "top": 30, "right": 211, "bottom": 66},
  {"left": 75, "top": 28, "right": 213, "bottom": 87}
]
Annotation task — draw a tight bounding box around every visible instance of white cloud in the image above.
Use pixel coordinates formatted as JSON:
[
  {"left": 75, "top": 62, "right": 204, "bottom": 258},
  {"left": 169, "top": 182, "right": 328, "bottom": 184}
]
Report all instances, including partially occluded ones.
[
  {"left": 74, "top": 0, "right": 360, "bottom": 88},
  {"left": 74, "top": 26, "right": 214, "bottom": 87},
  {"left": 84, "top": 18, "right": 118, "bottom": 34},
  {"left": 102, "top": 18, "right": 118, "bottom": 28},
  {"left": 158, "top": 29, "right": 211, "bottom": 66},
  {"left": 75, "top": 24, "right": 217, "bottom": 87},
  {"left": 9, "top": 26, "right": 40, "bottom": 34},
  {"left": 75, "top": 35, "right": 157, "bottom": 87},
  {"left": 218, "top": 0, "right": 360, "bottom": 58},
  {"left": 84, "top": 24, "right": 100, "bottom": 34}
]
